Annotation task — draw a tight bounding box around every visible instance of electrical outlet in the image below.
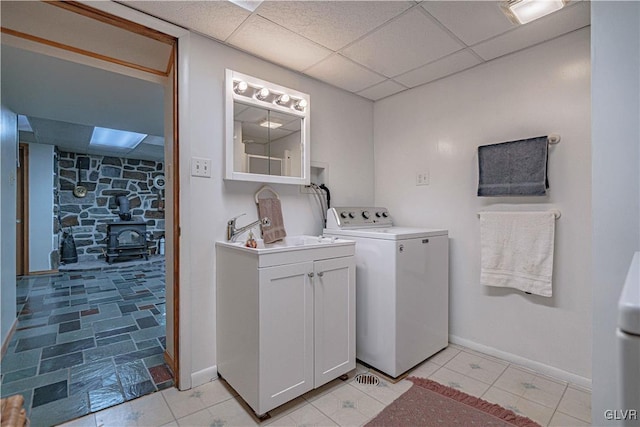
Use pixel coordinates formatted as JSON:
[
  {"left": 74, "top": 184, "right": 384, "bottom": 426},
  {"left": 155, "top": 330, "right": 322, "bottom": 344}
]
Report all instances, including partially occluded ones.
[
  {"left": 191, "top": 157, "right": 212, "bottom": 178},
  {"left": 416, "top": 171, "right": 429, "bottom": 186}
]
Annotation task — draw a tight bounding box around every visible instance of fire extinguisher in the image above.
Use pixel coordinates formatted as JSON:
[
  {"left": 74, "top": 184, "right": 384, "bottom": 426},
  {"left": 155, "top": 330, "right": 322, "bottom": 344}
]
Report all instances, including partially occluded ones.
[{"left": 159, "top": 235, "right": 165, "bottom": 255}]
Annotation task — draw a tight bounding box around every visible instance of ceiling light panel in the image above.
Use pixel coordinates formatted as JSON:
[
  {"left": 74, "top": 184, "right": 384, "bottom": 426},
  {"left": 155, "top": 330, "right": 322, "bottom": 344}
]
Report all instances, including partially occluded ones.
[
  {"left": 90, "top": 127, "right": 147, "bottom": 149},
  {"left": 18, "top": 115, "right": 33, "bottom": 132},
  {"left": 503, "top": 0, "right": 566, "bottom": 25},
  {"left": 228, "top": 0, "right": 263, "bottom": 12},
  {"left": 259, "top": 119, "right": 283, "bottom": 129},
  {"left": 471, "top": 1, "right": 589, "bottom": 61}
]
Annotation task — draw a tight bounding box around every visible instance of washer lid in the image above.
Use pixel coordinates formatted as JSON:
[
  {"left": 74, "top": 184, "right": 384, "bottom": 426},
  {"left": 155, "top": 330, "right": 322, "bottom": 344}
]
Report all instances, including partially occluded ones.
[
  {"left": 323, "top": 226, "right": 447, "bottom": 240},
  {"left": 619, "top": 252, "right": 640, "bottom": 335}
]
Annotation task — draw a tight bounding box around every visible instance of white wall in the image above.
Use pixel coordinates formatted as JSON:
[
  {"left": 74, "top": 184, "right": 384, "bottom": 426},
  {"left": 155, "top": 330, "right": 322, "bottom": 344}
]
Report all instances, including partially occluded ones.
[
  {"left": 27, "top": 142, "right": 55, "bottom": 272},
  {"left": 1, "top": 105, "right": 18, "bottom": 347},
  {"left": 591, "top": 2, "right": 640, "bottom": 424},
  {"left": 180, "top": 33, "right": 374, "bottom": 386},
  {"left": 374, "top": 29, "right": 592, "bottom": 383}
]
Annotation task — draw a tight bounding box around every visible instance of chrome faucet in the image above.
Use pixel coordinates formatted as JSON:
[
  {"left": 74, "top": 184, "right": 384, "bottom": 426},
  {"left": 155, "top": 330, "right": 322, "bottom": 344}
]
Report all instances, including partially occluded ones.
[{"left": 227, "top": 213, "right": 271, "bottom": 242}]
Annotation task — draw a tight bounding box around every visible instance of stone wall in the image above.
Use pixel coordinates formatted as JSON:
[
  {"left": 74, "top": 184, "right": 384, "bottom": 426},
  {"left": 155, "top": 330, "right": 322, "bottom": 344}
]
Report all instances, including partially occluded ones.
[{"left": 57, "top": 151, "right": 165, "bottom": 262}]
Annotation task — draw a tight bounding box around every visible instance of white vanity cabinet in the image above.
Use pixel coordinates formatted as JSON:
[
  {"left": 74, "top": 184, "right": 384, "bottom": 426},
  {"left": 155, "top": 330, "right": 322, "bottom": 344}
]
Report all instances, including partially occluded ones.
[{"left": 216, "top": 239, "right": 355, "bottom": 417}]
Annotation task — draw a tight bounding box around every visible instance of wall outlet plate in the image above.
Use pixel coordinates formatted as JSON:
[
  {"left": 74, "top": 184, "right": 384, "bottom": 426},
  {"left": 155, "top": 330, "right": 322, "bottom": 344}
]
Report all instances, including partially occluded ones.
[
  {"left": 416, "top": 171, "right": 429, "bottom": 186},
  {"left": 191, "top": 157, "right": 212, "bottom": 178}
]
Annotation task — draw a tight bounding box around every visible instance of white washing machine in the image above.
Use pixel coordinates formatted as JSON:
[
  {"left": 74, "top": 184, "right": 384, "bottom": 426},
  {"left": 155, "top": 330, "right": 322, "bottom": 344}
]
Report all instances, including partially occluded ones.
[
  {"left": 618, "top": 252, "right": 640, "bottom": 426},
  {"left": 324, "top": 207, "right": 449, "bottom": 378}
]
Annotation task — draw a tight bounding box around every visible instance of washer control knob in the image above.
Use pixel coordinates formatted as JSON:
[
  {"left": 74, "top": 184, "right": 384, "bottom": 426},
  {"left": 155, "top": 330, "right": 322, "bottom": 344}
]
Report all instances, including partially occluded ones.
[
  {"left": 382, "top": 212, "right": 389, "bottom": 218},
  {"left": 362, "top": 211, "right": 370, "bottom": 219},
  {"left": 348, "top": 212, "right": 355, "bottom": 219},
  {"left": 375, "top": 212, "right": 382, "bottom": 218},
  {"left": 340, "top": 211, "right": 348, "bottom": 219}
]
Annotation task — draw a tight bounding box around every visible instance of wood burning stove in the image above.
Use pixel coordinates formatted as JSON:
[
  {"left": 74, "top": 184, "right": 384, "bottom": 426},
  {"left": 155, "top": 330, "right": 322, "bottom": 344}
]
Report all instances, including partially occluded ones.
[{"left": 106, "top": 221, "right": 148, "bottom": 264}]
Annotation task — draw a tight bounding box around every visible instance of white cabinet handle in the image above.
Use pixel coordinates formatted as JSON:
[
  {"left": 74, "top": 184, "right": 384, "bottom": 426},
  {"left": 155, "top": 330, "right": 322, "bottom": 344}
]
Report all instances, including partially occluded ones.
[
  {"left": 317, "top": 272, "right": 324, "bottom": 277},
  {"left": 308, "top": 272, "right": 314, "bottom": 278}
]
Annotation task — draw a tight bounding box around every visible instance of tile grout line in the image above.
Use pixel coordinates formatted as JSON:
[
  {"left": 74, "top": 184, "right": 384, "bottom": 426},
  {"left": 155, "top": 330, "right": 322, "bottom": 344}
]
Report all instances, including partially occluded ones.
[
  {"left": 546, "top": 382, "right": 570, "bottom": 427},
  {"left": 159, "top": 389, "right": 180, "bottom": 424}
]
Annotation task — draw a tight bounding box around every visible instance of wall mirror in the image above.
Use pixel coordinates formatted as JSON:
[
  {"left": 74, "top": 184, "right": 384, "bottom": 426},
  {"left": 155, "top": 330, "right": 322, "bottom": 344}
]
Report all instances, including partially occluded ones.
[{"left": 225, "top": 69, "right": 310, "bottom": 185}]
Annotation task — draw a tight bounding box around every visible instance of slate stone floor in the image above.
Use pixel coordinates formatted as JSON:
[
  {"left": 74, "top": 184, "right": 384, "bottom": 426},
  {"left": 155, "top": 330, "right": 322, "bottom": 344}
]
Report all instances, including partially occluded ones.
[{"left": 0, "top": 259, "right": 173, "bottom": 427}]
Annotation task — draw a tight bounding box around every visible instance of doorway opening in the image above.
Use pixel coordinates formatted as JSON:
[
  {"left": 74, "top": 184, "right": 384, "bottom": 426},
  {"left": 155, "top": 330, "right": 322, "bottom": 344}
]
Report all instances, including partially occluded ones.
[{"left": 1, "top": 2, "right": 180, "bottom": 425}]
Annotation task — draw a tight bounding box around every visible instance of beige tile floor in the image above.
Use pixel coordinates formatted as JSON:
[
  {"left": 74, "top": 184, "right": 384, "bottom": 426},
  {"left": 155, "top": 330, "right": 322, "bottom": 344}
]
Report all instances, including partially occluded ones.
[{"left": 58, "top": 344, "right": 591, "bottom": 427}]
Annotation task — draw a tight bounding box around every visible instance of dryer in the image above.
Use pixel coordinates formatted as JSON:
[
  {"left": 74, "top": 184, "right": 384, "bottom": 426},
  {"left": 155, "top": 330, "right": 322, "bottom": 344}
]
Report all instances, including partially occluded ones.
[{"left": 324, "top": 207, "right": 449, "bottom": 378}]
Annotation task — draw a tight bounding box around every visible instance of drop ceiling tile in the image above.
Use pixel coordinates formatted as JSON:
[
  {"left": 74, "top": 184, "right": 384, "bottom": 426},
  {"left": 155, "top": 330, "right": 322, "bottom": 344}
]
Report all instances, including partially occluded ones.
[
  {"left": 471, "top": 2, "right": 591, "bottom": 61},
  {"left": 394, "top": 49, "right": 482, "bottom": 88},
  {"left": 304, "top": 55, "right": 386, "bottom": 93},
  {"left": 129, "top": 144, "right": 165, "bottom": 162},
  {"left": 256, "top": 1, "right": 413, "bottom": 50},
  {"left": 342, "top": 7, "right": 464, "bottom": 77},
  {"left": 142, "top": 135, "right": 165, "bottom": 147},
  {"left": 28, "top": 117, "right": 93, "bottom": 148},
  {"left": 357, "top": 79, "right": 407, "bottom": 101},
  {"left": 227, "top": 15, "right": 333, "bottom": 71},
  {"left": 420, "top": 1, "right": 515, "bottom": 46},
  {"left": 125, "top": 1, "right": 250, "bottom": 42}
]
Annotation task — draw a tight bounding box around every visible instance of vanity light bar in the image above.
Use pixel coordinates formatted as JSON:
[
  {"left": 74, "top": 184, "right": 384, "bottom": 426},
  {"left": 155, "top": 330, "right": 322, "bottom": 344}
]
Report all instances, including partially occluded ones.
[
  {"left": 255, "top": 87, "right": 270, "bottom": 100},
  {"left": 233, "top": 79, "right": 307, "bottom": 112},
  {"left": 294, "top": 99, "right": 308, "bottom": 111},
  {"left": 234, "top": 81, "right": 248, "bottom": 94},
  {"left": 275, "top": 94, "right": 290, "bottom": 106}
]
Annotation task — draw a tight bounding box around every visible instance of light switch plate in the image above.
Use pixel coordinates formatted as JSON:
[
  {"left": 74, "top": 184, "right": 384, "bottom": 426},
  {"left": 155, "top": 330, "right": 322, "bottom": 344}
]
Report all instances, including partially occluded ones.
[{"left": 191, "top": 157, "right": 212, "bottom": 178}]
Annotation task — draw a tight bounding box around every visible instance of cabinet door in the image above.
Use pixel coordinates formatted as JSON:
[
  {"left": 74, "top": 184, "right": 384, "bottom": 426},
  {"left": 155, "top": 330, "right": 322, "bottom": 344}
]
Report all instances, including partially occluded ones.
[
  {"left": 259, "top": 261, "right": 314, "bottom": 413},
  {"left": 313, "top": 256, "right": 356, "bottom": 387}
]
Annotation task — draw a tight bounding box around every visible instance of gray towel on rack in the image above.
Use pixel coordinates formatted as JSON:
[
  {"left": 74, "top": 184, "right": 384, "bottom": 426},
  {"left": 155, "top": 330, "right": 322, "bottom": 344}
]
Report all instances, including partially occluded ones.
[
  {"left": 257, "top": 197, "right": 287, "bottom": 244},
  {"left": 478, "top": 136, "right": 549, "bottom": 197}
]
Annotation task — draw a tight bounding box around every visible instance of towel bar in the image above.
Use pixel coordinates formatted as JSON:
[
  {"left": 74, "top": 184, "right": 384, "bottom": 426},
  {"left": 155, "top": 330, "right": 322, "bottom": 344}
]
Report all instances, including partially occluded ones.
[
  {"left": 547, "top": 134, "right": 561, "bottom": 145},
  {"left": 477, "top": 209, "right": 561, "bottom": 219},
  {"left": 255, "top": 185, "right": 280, "bottom": 203}
]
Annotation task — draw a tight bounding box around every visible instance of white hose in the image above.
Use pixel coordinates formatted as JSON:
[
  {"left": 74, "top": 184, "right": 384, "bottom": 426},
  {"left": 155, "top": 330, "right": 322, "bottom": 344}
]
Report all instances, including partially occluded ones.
[{"left": 308, "top": 183, "right": 327, "bottom": 226}]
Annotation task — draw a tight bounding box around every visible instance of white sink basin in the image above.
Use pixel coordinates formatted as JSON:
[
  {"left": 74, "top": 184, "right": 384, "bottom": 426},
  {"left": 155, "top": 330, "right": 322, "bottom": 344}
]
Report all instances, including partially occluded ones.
[{"left": 216, "top": 235, "right": 355, "bottom": 267}]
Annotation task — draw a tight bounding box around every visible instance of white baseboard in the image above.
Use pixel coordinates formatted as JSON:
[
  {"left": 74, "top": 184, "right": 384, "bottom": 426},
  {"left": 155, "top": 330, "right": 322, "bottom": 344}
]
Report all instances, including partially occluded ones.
[
  {"left": 449, "top": 335, "right": 592, "bottom": 390},
  {"left": 191, "top": 365, "right": 219, "bottom": 388}
]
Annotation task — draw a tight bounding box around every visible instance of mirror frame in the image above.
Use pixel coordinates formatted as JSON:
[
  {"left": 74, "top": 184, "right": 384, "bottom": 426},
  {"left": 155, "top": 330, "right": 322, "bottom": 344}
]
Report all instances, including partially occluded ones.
[{"left": 225, "top": 69, "right": 310, "bottom": 185}]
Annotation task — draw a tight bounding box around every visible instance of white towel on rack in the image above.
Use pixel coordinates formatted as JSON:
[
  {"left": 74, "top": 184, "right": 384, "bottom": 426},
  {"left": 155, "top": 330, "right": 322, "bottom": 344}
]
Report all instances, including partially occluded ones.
[{"left": 479, "top": 211, "right": 555, "bottom": 297}]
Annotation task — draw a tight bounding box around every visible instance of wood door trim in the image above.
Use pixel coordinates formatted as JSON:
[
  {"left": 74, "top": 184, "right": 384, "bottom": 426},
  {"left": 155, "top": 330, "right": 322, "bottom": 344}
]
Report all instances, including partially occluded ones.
[
  {"left": 25, "top": 269, "right": 58, "bottom": 276},
  {"left": 46, "top": 1, "right": 177, "bottom": 46},
  {"left": 46, "top": 1, "right": 176, "bottom": 74},
  {"left": 0, "top": 28, "right": 169, "bottom": 78},
  {"left": 170, "top": 42, "right": 180, "bottom": 385},
  {"left": 18, "top": 143, "right": 29, "bottom": 276}
]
